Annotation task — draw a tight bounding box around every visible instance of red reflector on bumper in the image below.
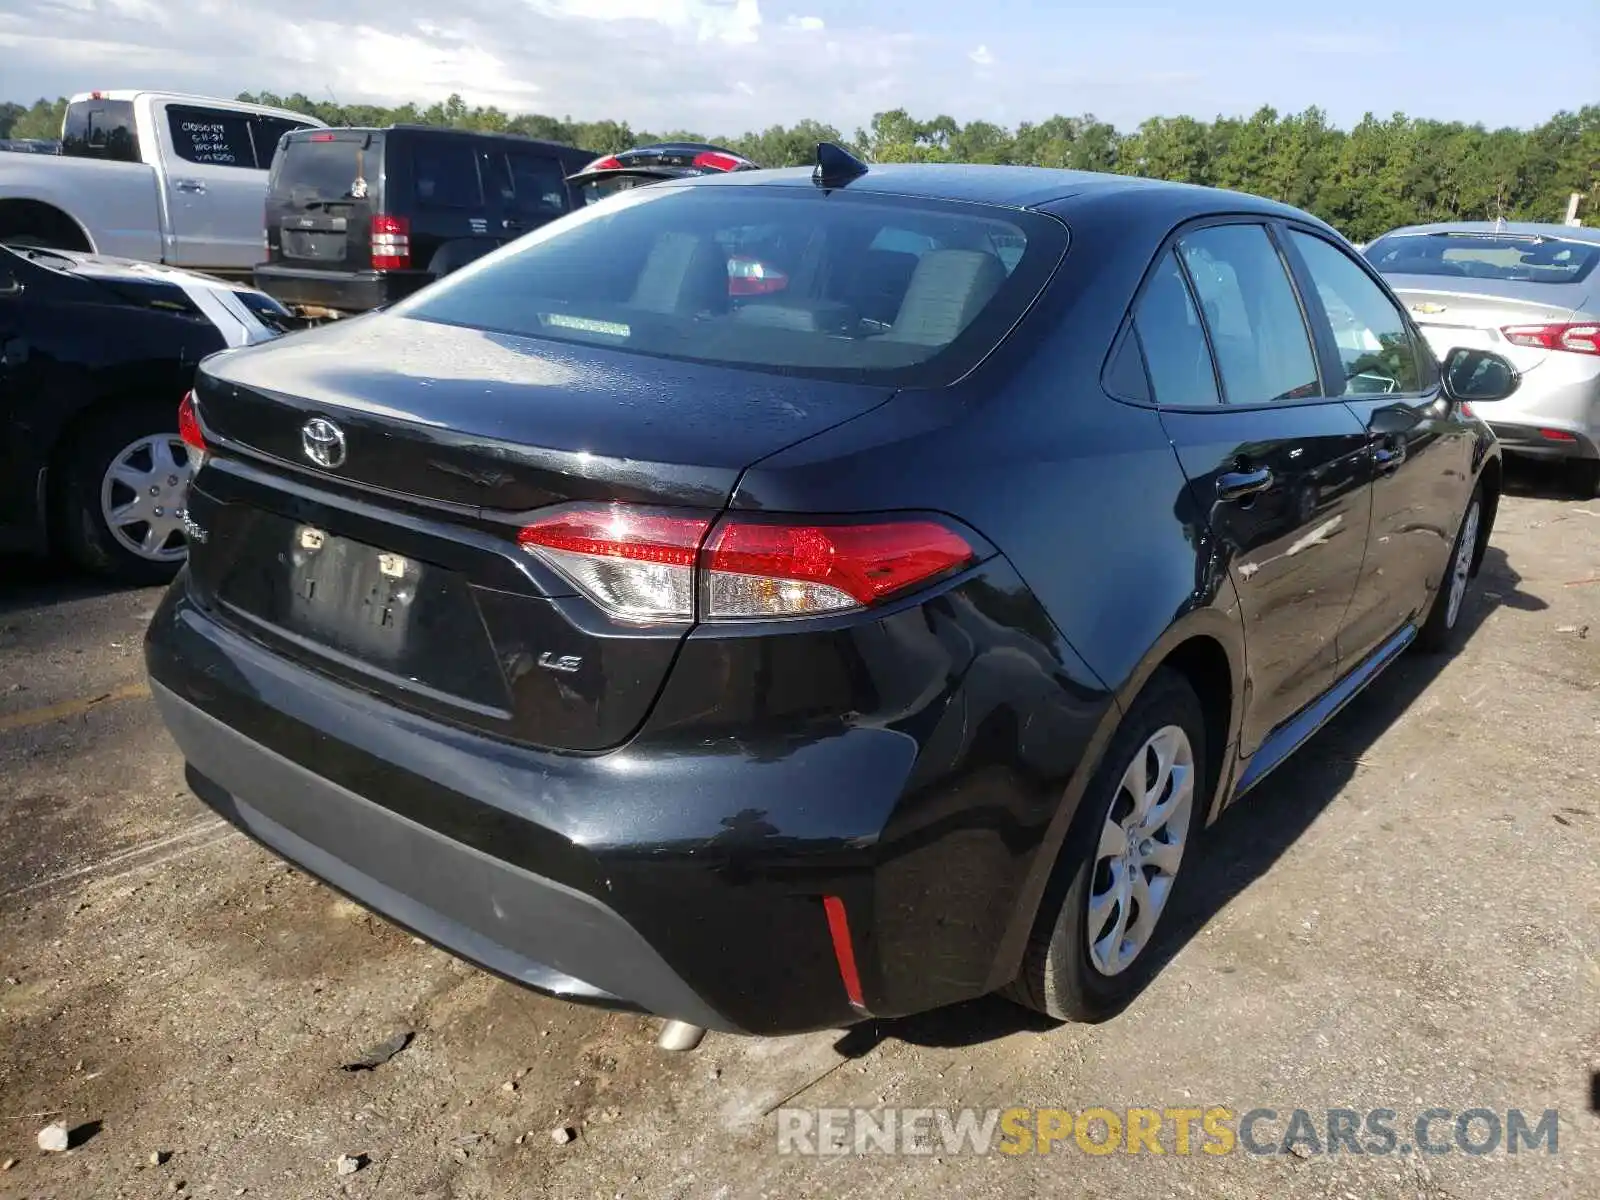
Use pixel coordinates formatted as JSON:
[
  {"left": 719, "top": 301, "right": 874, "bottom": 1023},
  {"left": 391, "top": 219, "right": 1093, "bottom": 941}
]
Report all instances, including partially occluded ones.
[
  {"left": 1539, "top": 428, "right": 1578, "bottom": 442},
  {"left": 822, "top": 895, "right": 865, "bottom": 1011}
]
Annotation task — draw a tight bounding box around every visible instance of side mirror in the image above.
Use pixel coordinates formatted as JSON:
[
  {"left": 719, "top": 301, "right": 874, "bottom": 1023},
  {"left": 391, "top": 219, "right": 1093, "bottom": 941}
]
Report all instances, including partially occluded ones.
[{"left": 1441, "top": 347, "right": 1520, "bottom": 404}]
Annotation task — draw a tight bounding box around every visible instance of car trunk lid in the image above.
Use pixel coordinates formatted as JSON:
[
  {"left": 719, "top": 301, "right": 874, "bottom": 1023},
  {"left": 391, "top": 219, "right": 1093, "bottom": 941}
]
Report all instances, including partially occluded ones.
[
  {"left": 1383, "top": 275, "right": 1592, "bottom": 374},
  {"left": 183, "top": 313, "right": 896, "bottom": 751}
]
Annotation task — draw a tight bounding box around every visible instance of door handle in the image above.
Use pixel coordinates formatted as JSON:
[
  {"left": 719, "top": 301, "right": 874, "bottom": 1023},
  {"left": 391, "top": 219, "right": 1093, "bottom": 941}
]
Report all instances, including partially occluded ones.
[
  {"left": 1373, "top": 442, "right": 1407, "bottom": 473},
  {"left": 172, "top": 178, "right": 207, "bottom": 194},
  {"left": 1216, "top": 466, "right": 1274, "bottom": 502}
]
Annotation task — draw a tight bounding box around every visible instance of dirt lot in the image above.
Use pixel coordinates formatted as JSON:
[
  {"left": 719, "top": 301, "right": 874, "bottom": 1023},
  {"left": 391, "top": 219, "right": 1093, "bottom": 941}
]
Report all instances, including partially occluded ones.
[{"left": 2, "top": 464, "right": 1597, "bottom": 1200}]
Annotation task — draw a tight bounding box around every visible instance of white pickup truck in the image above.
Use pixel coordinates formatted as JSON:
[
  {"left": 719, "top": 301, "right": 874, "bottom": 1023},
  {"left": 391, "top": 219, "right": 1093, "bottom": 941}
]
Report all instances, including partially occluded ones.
[{"left": 0, "top": 91, "right": 324, "bottom": 278}]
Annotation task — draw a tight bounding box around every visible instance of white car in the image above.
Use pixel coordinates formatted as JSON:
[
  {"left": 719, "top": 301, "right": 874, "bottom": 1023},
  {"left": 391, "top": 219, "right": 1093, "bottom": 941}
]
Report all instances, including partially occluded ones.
[{"left": 0, "top": 91, "right": 322, "bottom": 278}]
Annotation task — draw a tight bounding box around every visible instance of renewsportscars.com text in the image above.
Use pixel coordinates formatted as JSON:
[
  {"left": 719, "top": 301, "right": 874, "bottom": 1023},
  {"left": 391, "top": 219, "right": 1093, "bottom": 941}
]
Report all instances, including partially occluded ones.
[{"left": 776, "top": 1106, "right": 1560, "bottom": 1157}]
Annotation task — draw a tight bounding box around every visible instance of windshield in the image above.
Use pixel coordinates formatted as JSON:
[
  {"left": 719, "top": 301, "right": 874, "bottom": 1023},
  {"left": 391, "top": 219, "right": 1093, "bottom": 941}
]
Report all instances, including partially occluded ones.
[
  {"left": 394, "top": 183, "right": 1067, "bottom": 386},
  {"left": 1365, "top": 233, "right": 1599, "bottom": 285}
]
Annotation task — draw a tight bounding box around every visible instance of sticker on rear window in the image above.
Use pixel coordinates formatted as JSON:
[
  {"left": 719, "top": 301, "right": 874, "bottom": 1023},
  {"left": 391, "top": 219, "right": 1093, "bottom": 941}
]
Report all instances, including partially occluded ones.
[
  {"left": 543, "top": 313, "right": 630, "bottom": 338},
  {"left": 351, "top": 176, "right": 368, "bottom": 199}
]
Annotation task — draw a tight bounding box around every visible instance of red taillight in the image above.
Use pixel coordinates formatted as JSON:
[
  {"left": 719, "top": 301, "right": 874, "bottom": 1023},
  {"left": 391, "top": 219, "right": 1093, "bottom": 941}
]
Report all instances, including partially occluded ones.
[
  {"left": 822, "top": 896, "right": 866, "bottom": 1011},
  {"left": 516, "top": 504, "right": 977, "bottom": 623},
  {"left": 726, "top": 256, "right": 788, "bottom": 296},
  {"left": 178, "top": 390, "right": 207, "bottom": 464},
  {"left": 1501, "top": 323, "right": 1600, "bottom": 356},
  {"left": 692, "top": 150, "right": 746, "bottom": 172},
  {"left": 1539, "top": 428, "right": 1578, "bottom": 442},
  {"left": 703, "top": 519, "right": 975, "bottom": 618},
  {"left": 517, "top": 507, "right": 710, "bottom": 622},
  {"left": 370, "top": 214, "right": 410, "bottom": 271},
  {"left": 309, "top": 131, "right": 336, "bottom": 142}
]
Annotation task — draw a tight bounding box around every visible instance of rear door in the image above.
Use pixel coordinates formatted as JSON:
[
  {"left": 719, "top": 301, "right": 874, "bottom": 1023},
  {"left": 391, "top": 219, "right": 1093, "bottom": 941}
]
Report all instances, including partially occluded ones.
[
  {"left": 265, "top": 131, "right": 379, "bottom": 273},
  {"left": 158, "top": 101, "right": 314, "bottom": 271},
  {"left": 1141, "top": 222, "right": 1374, "bottom": 763},
  {"left": 398, "top": 134, "right": 492, "bottom": 274}
]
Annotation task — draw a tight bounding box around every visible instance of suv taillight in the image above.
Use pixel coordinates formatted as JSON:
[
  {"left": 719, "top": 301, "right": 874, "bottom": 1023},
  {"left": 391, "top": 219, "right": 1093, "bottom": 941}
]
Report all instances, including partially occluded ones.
[
  {"left": 516, "top": 504, "right": 977, "bottom": 623},
  {"left": 371, "top": 214, "right": 410, "bottom": 270}
]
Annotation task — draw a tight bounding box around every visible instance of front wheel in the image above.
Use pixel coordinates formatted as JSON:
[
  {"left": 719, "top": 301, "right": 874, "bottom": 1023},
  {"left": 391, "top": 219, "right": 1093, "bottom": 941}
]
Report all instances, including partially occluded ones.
[
  {"left": 1415, "top": 485, "right": 1482, "bottom": 654},
  {"left": 1008, "top": 668, "right": 1209, "bottom": 1022}
]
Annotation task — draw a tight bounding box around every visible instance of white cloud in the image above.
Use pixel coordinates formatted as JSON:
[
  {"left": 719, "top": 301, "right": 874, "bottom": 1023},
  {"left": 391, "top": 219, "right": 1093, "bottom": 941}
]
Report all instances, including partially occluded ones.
[
  {"left": 968, "top": 43, "right": 994, "bottom": 67},
  {"left": 540, "top": 0, "right": 762, "bottom": 44},
  {"left": 785, "top": 14, "right": 825, "bottom": 31}
]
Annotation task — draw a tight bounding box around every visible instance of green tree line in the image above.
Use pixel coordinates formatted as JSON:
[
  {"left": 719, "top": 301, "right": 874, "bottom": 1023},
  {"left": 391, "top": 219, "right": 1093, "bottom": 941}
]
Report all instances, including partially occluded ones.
[{"left": 4, "top": 93, "right": 1595, "bottom": 241}]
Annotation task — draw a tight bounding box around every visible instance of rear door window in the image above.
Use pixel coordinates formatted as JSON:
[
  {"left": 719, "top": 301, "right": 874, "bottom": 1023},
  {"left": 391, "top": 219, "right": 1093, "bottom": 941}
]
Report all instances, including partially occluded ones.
[
  {"left": 1132, "top": 250, "right": 1220, "bottom": 406},
  {"left": 412, "top": 139, "right": 483, "bottom": 209},
  {"left": 395, "top": 185, "right": 1068, "bottom": 386},
  {"left": 1178, "top": 224, "right": 1321, "bottom": 404},
  {"left": 167, "top": 105, "right": 256, "bottom": 169}
]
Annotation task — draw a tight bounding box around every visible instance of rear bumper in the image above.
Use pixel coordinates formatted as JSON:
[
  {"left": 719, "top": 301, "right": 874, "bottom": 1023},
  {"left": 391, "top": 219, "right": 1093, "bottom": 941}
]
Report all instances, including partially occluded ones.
[
  {"left": 145, "top": 577, "right": 1111, "bottom": 1034},
  {"left": 252, "top": 264, "right": 429, "bottom": 314},
  {"left": 1486, "top": 422, "right": 1600, "bottom": 462},
  {"left": 153, "top": 679, "right": 727, "bottom": 1028}
]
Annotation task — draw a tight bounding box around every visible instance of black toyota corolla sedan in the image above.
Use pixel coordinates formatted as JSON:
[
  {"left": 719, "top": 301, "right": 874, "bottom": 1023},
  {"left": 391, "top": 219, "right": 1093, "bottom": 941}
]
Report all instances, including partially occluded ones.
[{"left": 146, "top": 146, "right": 1519, "bottom": 1037}]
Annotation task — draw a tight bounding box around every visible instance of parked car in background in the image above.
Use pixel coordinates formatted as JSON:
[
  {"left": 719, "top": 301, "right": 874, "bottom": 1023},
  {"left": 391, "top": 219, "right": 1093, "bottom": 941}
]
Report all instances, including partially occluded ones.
[
  {"left": 0, "top": 91, "right": 323, "bottom": 277},
  {"left": 1365, "top": 222, "right": 1600, "bottom": 494},
  {"left": 147, "top": 149, "right": 1520, "bottom": 1038},
  {"left": 253, "top": 126, "right": 596, "bottom": 316},
  {"left": 567, "top": 141, "right": 759, "bottom": 206},
  {"left": 0, "top": 243, "right": 293, "bottom": 582},
  {"left": 0, "top": 139, "right": 60, "bottom": 155}
]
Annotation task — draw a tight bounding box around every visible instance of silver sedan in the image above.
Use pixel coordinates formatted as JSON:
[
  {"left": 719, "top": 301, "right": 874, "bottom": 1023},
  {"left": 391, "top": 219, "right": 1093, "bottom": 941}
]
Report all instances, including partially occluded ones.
[{"left": 1365, "top": 222, "right": 1600, "bottom": 493}]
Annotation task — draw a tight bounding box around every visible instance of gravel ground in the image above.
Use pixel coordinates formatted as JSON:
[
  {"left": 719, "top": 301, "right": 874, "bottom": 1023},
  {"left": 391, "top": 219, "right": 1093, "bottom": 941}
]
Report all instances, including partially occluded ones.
[{"left": 1, "top": 464, "right": 1597, "bottom": 1200}]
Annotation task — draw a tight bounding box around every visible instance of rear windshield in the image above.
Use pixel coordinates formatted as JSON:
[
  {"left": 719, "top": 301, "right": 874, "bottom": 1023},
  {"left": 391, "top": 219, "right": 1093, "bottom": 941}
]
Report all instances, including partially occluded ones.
[
  {"left": 394, "top": 184, "right": 1067, "bottom": 385},
  {"left": 1365, "top": 233, "right": 1600, "bottom": 285},
  {"left": 272, "top": 136, "right": 373, "bottom": 201},
  {"left": 61, "top": 99, "right": 140, "bottom": 163}
]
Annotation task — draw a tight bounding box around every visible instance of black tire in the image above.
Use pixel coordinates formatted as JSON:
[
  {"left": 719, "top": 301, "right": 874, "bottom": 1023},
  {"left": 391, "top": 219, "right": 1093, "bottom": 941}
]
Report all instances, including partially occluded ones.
[
  {"left": 1008, "top": 668, "right": 1209, "bottom": 1022},
  {"left": 55, "top": 403, "right": 191, "bottom": 587},
  {"left": 1567, "top": 459, "right": 1600, "bottom": 500},
  {"left": 1415, "top": 484, "right": 1483, "bottom": 655}
]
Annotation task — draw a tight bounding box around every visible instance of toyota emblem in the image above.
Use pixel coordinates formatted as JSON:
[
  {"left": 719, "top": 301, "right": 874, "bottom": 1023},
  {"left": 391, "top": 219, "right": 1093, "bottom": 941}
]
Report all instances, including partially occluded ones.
[{"left": 301, "top": 417, "right": 347, "bottom": 469}]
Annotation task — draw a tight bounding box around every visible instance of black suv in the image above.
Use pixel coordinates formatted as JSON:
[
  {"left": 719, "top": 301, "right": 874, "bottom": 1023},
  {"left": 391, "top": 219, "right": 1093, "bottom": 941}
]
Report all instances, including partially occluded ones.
[{"left": 254, "top": 126, "right": 595, "bottom": 315}]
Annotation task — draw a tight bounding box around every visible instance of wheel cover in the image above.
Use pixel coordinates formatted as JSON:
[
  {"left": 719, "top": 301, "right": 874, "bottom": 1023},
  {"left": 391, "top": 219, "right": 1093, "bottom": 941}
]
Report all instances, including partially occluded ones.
[
  {"left": 1086, "top": 723, "right": 1195, "bottom": 977},
  {"left": 98, "top": 433, "right": 194, "bottom": 563},
  {"left": 1445, "top": 499, "right": 1480, "bottom": 630}
]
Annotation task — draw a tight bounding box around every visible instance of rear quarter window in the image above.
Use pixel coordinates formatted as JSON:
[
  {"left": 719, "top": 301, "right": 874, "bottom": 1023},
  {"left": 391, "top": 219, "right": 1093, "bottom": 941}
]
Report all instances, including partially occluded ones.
[{"left": 393, "top": 184, "right": 1068, "bottom": 387}]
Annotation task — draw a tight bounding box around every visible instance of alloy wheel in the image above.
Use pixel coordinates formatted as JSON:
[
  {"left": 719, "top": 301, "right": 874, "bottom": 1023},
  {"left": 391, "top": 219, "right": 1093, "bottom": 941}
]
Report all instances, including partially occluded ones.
[
  {"left": 1445, "top": 499, "right": 1481, "bottom": 630},
  {"left": 1086, "top": 724, "right": 1195, "bottom": 976}
]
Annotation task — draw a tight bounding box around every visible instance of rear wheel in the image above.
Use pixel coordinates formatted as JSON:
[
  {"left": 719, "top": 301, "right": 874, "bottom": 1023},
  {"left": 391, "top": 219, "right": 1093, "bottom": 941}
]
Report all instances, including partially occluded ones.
[
  {"left": 1567, "top": 459, "right": 1600, "bottom": 499},
  {"left": 57, "top": 404, "right": 195, "bottom": 586},
  {"left": 1415, "top": 485, "right": 1482, "bottom": 654},
  {"left": 1008, "top": 669, "right": 1208, "bottom": 1022}
]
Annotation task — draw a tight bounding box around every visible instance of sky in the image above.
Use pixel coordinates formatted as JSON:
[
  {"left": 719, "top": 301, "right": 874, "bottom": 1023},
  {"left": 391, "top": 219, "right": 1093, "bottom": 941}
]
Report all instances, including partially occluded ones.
[{"left": 1, "top": 0, "right": 1594, "bottom": 136}]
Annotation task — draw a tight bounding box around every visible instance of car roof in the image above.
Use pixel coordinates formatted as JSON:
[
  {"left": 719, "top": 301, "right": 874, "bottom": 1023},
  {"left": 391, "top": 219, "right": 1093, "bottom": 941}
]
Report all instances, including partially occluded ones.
[
  {"left": 1374, "top": 221, "right": 1600, "bottom": 245},
  {"left": 679, "top": 161, "right": 1318, "bottom": 222}
]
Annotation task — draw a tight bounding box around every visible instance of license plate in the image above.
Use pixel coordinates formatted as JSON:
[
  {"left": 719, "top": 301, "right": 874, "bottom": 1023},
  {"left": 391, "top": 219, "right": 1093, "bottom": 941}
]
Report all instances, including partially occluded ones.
[{"left": 287, "top": 525, "right": 419, "bottom": 659}]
